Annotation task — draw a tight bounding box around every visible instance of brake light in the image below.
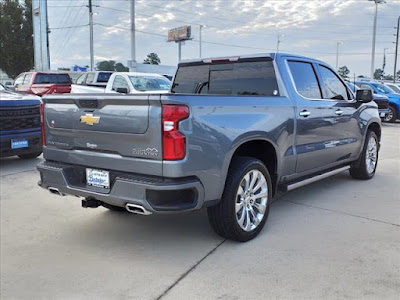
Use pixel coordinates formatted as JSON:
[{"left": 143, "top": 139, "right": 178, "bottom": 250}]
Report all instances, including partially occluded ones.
[
  {"left": 162, "top": 105, "right": 189, "bottom": 160},
  {"left": 40, "top": 102, "right": 46, "bottom": 146}
]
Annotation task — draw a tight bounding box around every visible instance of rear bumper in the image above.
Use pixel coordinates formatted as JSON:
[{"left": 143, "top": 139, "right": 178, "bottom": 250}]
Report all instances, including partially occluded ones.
[
  {"left": 0, "top": 131, "right": 42, "bottom": 157},
  {"left": 37, "top": 161, "right": 205, "bottom": 213}
]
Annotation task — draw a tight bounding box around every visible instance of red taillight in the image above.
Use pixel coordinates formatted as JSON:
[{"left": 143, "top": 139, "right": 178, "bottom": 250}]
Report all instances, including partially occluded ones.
[
  {"left": 162, "top": 105, "right": 189, "bottom": 160},
  {"left": 40, "top": 102, "right": 46, "bottom": 146}
]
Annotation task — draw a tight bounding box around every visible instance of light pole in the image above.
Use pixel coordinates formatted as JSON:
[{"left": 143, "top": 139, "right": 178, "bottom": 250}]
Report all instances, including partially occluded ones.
[
  {"left": 370, "top": 0, "right": 386, "bottom": 80},
  {"left": 130, "top": 0, "right": 136, "bottom": 71},
  {"left": 276, "top": 34, "right": 284, "bottom": 53},
  {"left": 88, "top": 0, "right": 94, "bottom": 71},
  {"left": 394, "top": 16, "right": 399, "bottom": 83},
  {"left": 199, "top": 25, "right": 206, "bottom": 58},
  {"left": 336, "top": 41, "right": 343, "bottom": 71}
]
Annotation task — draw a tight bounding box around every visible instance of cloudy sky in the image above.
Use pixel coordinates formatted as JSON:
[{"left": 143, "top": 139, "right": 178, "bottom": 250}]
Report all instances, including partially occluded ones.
[{"left": 47, "top": 0, "right": 400, "bottom": 77}]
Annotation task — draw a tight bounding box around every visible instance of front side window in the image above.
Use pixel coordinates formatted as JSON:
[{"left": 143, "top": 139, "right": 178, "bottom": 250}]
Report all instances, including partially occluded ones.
[
  {"left": 318, "top": 65, "right": 348, "bottom": 100},
  {"left": 112, "top": 75, "right": 130, "bottom": 92},
  {"left": 129, "top": 76, "right": 171, "bottom": 91},
  {"left": 288, "top": 61, "right": 322, "bottom": 99},
  {"left": 171, "top": 60, "right": 279, "bottom": 96}
]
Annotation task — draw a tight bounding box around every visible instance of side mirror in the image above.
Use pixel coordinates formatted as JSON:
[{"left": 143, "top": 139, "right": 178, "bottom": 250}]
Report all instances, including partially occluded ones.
[
  {"left": 116, "top": 87, "right": 128, "bottom": 94},
  {"left": 356, "top": 89, "right": 373, "bottom": 103}
]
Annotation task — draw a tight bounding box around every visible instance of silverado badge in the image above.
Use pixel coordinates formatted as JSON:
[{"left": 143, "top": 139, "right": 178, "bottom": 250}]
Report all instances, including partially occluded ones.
[{"left": 80, "top": 113, "right": 100, "bottom": 126}]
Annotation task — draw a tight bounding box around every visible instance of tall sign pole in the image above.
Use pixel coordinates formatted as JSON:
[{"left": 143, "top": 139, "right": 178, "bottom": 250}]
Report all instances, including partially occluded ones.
[
  {"left": 130, "top": 0, "right": 136, "bottom": 71},
  {"left": 167, "top": 26, "right": 192, "bottom": 63},
  {"left": 32, "top": 0, "right": 50, "bottom": 71},
  {"left": 88, "top": 0, "right": 94, "bottom": 71},
  {"left": 394, "top": 16, "right": 399, "bottom": 83}
]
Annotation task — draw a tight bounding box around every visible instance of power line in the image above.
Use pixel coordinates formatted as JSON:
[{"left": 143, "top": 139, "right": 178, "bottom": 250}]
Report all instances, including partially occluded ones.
[{"left": 49, "top": 24, "right": 88, "bottom": 30}]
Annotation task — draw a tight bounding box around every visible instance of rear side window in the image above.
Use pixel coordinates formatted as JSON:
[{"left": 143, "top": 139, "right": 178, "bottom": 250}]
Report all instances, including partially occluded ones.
[
  {"left": 86, "top": 73, "right": 95, "bottom": 84},
  {"left": 23, "top": 74, "right": 32, "bottom": 85},
  {"left": 318, "top": 65, "right": 348, "bottom": 100},
  {"left": 171, "top": 60, "right": 279, "bottom": 96},
  {"left": 97, "top": 72, "right": 112, "bottom": 83},
  {"left": 76, "top": 74, "right": 87, "bottom": 84},
  {"left": 288, "top": 61, "right": 322, "bottom": 99},
  {"left": 112, "top": 75, "right": 130, "bottom": 92}
]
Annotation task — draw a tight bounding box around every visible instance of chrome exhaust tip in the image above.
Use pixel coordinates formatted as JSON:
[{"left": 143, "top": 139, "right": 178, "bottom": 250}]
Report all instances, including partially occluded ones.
[
  {"left": 125, "top": 203, "right": 152, "bottom": 215},
  {"left": 48, "top": 187, "right": 65, "bottom": 196}
]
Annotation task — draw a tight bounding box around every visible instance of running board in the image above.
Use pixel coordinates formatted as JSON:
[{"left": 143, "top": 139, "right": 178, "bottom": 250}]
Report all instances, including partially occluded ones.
[{"left": 282, "top": 166, "right": 350, "bottom": 192}]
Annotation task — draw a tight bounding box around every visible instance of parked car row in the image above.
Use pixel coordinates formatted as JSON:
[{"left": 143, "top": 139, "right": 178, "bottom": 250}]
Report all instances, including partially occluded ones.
[
  {"left": 353, "top": 81, "right": 400, "bottom": 123},
  {"left": 71, "top": 72, "right": 171, "bottom": 94}
]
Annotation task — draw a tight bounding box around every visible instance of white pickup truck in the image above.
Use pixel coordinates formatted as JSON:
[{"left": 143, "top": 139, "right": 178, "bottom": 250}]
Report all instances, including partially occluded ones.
[{"left": 71, "top": 72, "right": 171, "bottom": 94}]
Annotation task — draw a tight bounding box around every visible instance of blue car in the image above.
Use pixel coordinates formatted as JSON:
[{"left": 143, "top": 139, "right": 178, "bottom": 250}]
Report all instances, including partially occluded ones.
[
  {"left": 355, "top": 81, "right": 400, "bottom": 123},
  {"left": 0, "top": 83, "right": 43, "bottom": 158},
  {"left": 347, "top": 82, "right": 390, "bottom": 119}
]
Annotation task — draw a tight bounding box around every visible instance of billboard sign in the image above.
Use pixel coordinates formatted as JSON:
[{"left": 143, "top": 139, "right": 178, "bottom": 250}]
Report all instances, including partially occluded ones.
[{"left": 168, "top": 26, "right": 192, "bottom": 42}]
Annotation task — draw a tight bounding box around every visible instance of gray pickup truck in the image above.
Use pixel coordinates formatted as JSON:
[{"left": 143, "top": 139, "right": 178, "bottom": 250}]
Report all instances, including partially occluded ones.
[{"left": 38, "top": 53, "right": 381, "bottom": 242}]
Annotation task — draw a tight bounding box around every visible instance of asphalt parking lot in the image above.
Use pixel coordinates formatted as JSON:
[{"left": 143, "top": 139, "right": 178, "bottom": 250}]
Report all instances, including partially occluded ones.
[{"left": 1, "top": 123, "right": 399, "bottom": 300}]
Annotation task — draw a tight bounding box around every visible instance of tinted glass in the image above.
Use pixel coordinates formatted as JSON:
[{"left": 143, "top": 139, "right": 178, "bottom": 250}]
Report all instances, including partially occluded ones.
[
  {"left": 288, "top": 61, "right": 321, "bottom": 99},
  {"left": 97, "top": 72, "right": 112, "bottom": 83},
  {"left": 171, "top": 60, "right": 279, "bottom": 96},
  {"left": 23, "top": 74, "right": 32, "bottom": 85},
  {"left": 171, "top": 65, "right": 208, "bottom": 93},
  {"left": 129, "top": 76, "right": 171, "bottom": 91},
  {"left": 57, "top": 74, "right": 71, "bottom": 83},
  {"left": 112, "top": 75, "right": 130, "bottom": 92},
  {"left": 34, "top": 74, "right": 58, "bottom": 84},
  {"left": 86, "top": 73, "right": 95, "bottom": 84},
  {"left": 319, "top": 66, "right": 348, "bottom": 100}
]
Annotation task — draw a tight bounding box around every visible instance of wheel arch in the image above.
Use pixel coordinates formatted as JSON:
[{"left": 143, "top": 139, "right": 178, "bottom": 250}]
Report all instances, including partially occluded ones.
[{"left": 223, "top": 137, "right": 280, "bottom": 197}]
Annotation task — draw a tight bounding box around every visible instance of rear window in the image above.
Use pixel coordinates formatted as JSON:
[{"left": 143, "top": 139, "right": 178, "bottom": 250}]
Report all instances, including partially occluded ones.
[
  {"left": 171, "top": 60, "right": 279, "bottom": 96},
  {"left": 97, "top": 72, "right": 112, "bottom": 83},
  {"left": 34, "top": 74, "right": 71, "bottom": 84}
]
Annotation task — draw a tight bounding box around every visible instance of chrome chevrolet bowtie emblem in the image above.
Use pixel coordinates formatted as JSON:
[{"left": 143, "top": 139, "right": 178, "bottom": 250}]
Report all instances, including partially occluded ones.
[{"left": 80, "top": 113, "right": 100, "bottom": 126}]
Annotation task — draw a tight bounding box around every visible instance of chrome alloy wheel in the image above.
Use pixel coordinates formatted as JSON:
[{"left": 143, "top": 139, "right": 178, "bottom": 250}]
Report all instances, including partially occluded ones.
[
  {"left": 384, "top": 109, "right": 394, "bottom": 122},
  {"left": 365, "top": 136, "right": 378, "bottom": 175},
  {"left": 235, "top": 170, "right": 268, "bottom": 232}
]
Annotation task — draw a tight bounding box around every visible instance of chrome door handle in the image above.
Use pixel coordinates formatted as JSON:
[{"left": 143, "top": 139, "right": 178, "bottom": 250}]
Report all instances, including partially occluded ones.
[
  {"left": 335, "top": 109, "right": 344, "bottom": 116},
  {"left": 299, "top": 110, "right": 311, "bottom": 117}
]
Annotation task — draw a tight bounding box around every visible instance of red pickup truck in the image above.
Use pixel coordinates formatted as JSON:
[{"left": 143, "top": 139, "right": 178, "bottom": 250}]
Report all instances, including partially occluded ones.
[{"left": 14, "top": 72, "right": 72, "bottom": 96}]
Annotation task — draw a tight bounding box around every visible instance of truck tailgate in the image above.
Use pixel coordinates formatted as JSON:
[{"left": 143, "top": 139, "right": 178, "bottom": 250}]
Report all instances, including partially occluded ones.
[{"left": 42, "top": 94, "right": 163, "bottom": 175}]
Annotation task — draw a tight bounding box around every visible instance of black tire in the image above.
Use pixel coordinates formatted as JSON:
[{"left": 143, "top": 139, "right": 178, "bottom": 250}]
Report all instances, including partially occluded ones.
[
  {"left": 207, "top": 157, "right": 272, "bottom": 242},
  {"left": 18, "top": 151, "right": 42, "bottom": 159},
  {"left": 383, "top": 105, "right": 397, "bottom": 123},
  {"left": 350, "top": 131, "right": 379, "bottom": 180},
  {"left": 102, "top": 203, "right": 127, "bottom": 212}
]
